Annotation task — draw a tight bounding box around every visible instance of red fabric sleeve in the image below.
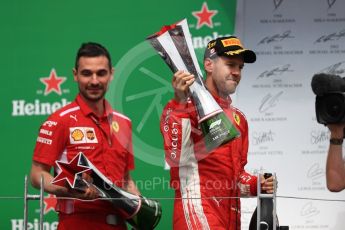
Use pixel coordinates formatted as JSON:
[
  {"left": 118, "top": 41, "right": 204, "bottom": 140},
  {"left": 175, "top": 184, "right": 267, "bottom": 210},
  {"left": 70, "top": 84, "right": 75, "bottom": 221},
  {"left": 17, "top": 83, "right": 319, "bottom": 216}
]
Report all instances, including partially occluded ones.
[
  {"left": 239, "top": 171, "right": 258, "bottom": 196},
  {"left": 32, "top": 114, "right": 68, "bottom": 166},
  {"left": 160, "top": 99, "right": 197, "bottom": 168}
]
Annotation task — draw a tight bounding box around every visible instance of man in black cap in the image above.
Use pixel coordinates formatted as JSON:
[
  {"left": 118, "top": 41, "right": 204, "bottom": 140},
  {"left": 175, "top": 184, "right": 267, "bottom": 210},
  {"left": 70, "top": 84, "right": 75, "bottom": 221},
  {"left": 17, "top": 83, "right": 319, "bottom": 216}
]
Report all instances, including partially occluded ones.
[{"left": 160, "top": 36, "right": 274, "bottom": 229}]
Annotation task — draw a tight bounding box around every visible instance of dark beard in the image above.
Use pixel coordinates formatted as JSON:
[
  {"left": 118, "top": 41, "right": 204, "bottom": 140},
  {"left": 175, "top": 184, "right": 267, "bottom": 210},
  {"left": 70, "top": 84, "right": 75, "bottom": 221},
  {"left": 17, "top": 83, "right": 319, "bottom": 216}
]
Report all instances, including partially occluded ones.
[{"left": 79, "top": 86, "right": 106, "bottom": 102}]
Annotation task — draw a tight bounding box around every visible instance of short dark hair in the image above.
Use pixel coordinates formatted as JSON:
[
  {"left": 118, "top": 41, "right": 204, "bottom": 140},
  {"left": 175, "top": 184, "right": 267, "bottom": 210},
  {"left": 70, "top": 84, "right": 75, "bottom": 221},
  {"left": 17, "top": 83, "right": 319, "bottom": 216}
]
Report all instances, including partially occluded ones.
[{"left": 75, "top": 42, "right": 112, "bottom": 70}]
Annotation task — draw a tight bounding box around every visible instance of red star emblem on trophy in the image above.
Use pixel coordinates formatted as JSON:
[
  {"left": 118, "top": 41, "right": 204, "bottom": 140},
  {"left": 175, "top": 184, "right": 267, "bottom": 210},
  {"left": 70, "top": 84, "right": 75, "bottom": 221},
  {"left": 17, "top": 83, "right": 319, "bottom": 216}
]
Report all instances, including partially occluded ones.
[
  {"left": 43, "top": 194, "right": 57, "bottom": 214},
  {"left": 192, "top": 2, "right": 218, "bottom": 29},
  {"left": 52, "top": 153, "right": 91, "bottom": 188},
  {"left": 40, "top": 69, "right": 66, "bottom": 96}
]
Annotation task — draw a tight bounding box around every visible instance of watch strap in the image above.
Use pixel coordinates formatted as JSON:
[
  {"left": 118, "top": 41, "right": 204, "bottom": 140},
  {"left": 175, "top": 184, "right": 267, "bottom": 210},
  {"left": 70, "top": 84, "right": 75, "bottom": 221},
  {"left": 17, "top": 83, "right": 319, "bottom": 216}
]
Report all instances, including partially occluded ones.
[{"left": 330, "top": 138, "right": 343, "bottom": 145}]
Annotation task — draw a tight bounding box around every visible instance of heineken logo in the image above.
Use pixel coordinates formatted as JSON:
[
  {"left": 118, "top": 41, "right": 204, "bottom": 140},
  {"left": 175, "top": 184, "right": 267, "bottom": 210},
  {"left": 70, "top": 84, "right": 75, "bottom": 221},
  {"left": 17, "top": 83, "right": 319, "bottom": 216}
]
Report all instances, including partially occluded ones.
[
  {"left": 43, "top": 194, "right": 57, "bottom": 214},
  {"left": 39, "top": 69, "right": 66, "bottom": 96},
  {"left": 12, "top": 98, "right": 70, "bottom": 116},
  {"left": 192, "top": 2, "right": 218, "bottom": 29},
  {"left": 192, "top": 32, "right": 231, "bottom": 49},
  {"left": 11, "top": 68, "right": 71, "bottom": 117},
  {"left": 11, "top": 219, "right": 58, "bottom": 230}
]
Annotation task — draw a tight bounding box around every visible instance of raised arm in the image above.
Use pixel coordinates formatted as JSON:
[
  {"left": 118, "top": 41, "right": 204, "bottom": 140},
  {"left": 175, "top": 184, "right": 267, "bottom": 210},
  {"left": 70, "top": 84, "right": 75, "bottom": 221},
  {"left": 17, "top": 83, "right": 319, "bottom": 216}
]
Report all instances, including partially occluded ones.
[{"left": 326, "top": 124, "right": 345, "bottom": 192}]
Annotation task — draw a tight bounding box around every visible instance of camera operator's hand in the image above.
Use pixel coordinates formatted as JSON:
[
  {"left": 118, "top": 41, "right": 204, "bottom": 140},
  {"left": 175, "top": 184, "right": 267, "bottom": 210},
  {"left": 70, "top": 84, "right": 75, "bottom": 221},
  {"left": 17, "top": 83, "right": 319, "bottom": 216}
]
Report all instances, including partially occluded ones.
[
  {"left": 327, "top": 123, "right": 345, "bottom": 139},
  {"left": 326, "top": 123, "right": 345, "bottom": 192}
]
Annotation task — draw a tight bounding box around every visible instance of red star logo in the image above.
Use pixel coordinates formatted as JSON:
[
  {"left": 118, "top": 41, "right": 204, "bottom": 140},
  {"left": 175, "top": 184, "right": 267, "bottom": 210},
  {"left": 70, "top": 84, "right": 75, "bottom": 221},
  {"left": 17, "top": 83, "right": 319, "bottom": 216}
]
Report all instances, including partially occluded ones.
[
  {"left": 192, "top": 2, "right": 218, "bottom": 29},
  {"left": 52, "top": 153, "right": 91, "bottom": 188},
  {"left": 40, "top": 69, "right": 66, "bottom": 96},
  {"left": 43, "top": 194, "right": 57, "bottom": 214}
]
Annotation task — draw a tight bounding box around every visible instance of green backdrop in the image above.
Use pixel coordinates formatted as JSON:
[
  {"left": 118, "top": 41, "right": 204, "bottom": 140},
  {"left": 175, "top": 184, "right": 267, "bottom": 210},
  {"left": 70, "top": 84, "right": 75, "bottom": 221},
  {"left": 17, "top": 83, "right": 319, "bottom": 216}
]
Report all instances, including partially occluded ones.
[{"left": 1, "top": 1, "right": 236, "bottom": 229}]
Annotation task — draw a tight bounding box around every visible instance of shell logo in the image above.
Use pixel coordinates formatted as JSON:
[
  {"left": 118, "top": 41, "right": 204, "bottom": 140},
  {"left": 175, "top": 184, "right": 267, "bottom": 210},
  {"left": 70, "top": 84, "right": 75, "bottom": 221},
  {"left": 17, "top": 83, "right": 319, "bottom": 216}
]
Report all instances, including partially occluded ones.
[{"left": 71, "top": 129, "right": 84, "bottom": 141}]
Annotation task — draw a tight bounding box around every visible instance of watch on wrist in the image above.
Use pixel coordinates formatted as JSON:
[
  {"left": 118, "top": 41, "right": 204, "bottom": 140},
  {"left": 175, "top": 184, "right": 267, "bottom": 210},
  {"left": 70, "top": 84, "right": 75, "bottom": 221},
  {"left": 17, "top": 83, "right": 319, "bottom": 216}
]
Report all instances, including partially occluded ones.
[{"left": 330, "top": 138, "right": 343, "bottom": 145}]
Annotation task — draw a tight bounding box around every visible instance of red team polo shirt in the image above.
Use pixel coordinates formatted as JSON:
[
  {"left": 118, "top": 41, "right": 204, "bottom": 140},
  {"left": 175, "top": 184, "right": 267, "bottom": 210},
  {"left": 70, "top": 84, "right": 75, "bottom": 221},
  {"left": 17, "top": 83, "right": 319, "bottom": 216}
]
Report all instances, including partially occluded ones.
[{"left": 33, "top": 94, "right": 134, "bottom": 215}]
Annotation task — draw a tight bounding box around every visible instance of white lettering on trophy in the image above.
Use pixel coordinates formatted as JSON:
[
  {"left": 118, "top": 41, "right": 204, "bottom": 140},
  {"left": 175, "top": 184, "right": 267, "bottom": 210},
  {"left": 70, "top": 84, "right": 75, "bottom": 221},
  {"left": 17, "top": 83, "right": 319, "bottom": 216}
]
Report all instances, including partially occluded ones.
[{"left": 209, "top": 119, "right": 221, "bottom": 130}]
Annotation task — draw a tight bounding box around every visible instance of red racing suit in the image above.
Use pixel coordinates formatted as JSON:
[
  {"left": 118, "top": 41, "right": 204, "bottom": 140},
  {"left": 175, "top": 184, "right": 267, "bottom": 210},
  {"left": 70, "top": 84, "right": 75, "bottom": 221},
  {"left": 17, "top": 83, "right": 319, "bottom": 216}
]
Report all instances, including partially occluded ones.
[
  {"left": 160, "top": 94, "right": 257, "bottom": 230},
  {"left": 33, "top": 94, "right": 134, "bottom": 230}
]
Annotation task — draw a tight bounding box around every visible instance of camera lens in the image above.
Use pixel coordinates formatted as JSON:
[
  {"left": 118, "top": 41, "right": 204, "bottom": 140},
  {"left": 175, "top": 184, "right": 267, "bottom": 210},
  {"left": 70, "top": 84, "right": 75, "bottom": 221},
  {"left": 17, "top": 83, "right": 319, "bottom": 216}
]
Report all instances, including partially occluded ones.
[{"left": 316, "top": 93, "right": 345, "bottom": 124}]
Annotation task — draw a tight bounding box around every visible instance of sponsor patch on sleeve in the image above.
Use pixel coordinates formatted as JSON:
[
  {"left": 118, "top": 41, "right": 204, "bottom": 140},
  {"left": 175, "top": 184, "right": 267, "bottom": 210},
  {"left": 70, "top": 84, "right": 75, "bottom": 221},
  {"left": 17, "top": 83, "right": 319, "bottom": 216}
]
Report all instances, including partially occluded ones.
[
  {"left": 43, "top": 120, "right": 58, "bottom": 128},
  {"left": 69, "top": 127, "right": 98, "bottom": 144},
  {"left": 233, "top": 112, "right": 240, "bottom": 126},
  {"left": 39, "top": 128, "right": 53, "bottom": 136},
  {"left": 37, "top": 137, "right": 52, "bottom": 145}
]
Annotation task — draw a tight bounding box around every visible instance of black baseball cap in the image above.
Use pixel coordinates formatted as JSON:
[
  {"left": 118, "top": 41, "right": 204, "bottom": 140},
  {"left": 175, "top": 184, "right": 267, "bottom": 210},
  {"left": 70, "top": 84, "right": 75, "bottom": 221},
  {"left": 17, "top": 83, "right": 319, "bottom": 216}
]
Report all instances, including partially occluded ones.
[{"left": 205, "top": 36, "right": 256, "bottom": 63}]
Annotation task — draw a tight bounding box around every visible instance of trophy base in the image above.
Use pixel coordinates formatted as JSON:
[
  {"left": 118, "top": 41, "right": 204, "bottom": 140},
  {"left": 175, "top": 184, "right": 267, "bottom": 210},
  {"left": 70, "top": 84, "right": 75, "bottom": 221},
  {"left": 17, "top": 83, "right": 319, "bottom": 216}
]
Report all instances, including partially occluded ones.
[
  {"left": 200, "top": 112, "right": 240, "bottom": 152},
  {"left": 127, "top": 196, "right": 162, "bottom": 230}
]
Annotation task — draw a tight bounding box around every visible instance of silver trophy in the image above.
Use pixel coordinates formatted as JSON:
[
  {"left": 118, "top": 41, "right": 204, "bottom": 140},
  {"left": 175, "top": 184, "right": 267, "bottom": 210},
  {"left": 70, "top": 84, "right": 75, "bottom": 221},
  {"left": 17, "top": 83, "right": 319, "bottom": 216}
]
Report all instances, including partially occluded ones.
[
  {"left": 147, "top": 19, "right": 239, "bottom": 151},
  {"left": 52, "top": 152, "right": 162, "bottom": 230}
]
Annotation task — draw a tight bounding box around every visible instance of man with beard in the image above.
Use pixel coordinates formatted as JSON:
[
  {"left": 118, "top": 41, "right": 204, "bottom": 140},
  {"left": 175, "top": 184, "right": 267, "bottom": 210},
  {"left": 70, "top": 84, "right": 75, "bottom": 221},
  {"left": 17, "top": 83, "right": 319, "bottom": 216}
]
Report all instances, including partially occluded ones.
[
  {"left": 30, "top": 42, "right": 139, "bottom": 230},
  {"left": 160, "top": 36, "right": 275, "bottom": 229}
]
